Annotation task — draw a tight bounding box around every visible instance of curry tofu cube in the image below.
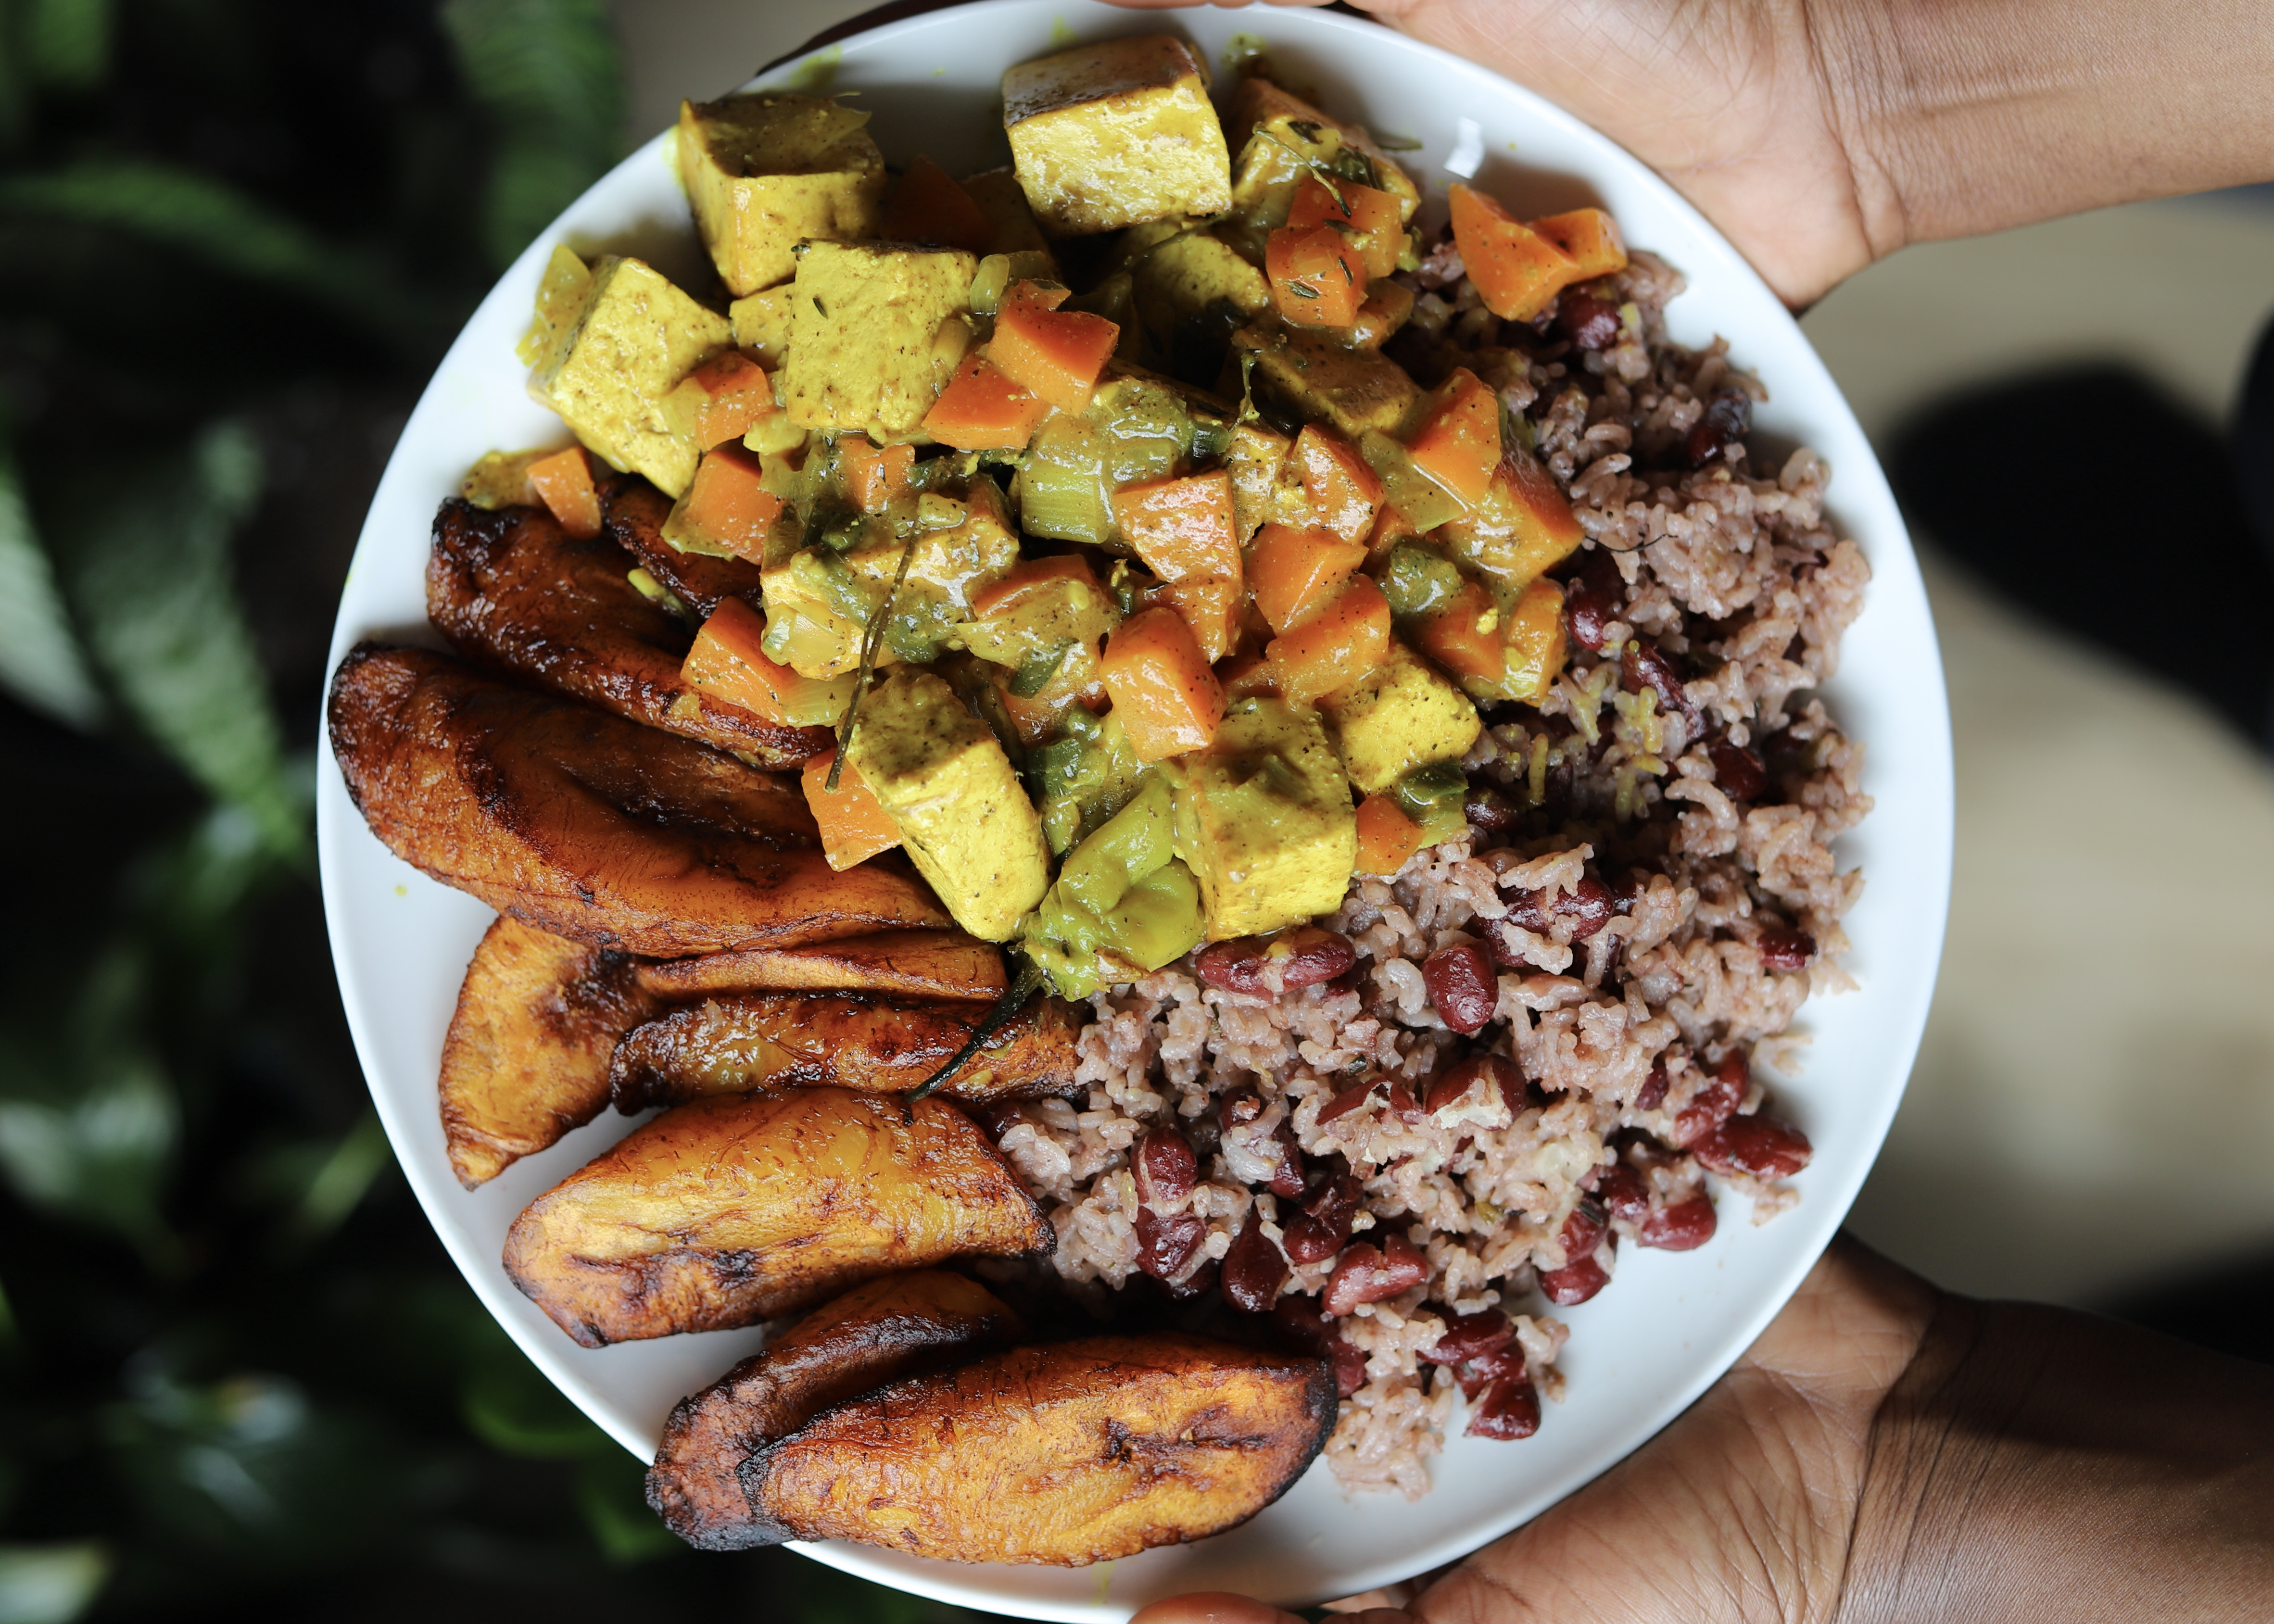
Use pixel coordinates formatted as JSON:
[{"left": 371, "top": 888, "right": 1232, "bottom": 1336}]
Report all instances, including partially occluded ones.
[
  {"left": 527, "top": 253, "right": 730, "bottom": 499},
  {"left": 1244, "top": 325, "right": 1420, "bottom": 441},
  {"left": 961, "top": 168, "right": 1057, "bottom": 263},
  {"left": 1319, "top": 641, "right": 1483, "bottom": 794},
  {"left": 1171, "top": 697, "right": 1356, "bottom": 940},
  {"left": 1124, "top": 224, "right": 1273, "bottom": 362},
  {"left": 779, "top": 241, "right": 977, "bottom": 439},
  {"left": 678, "top": 92, "right": 887, "bottom": 297},
  {"left": 847, "top": 670, "right": 1050, "bottom": 942},
  {"left": 1003, "top": 34, "right": 1232, "bottom": 236},
  {"left": 729, "top": 286, "right": 796, "bottom": 366}
]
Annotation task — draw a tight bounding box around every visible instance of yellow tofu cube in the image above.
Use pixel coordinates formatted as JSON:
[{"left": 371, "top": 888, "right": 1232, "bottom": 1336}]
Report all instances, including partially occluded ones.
[
  {"left": 847, "top": 669, "right": 1050, "bottom": 942},
  {"left": 1226, "top": 76, "right": 1420, "bottom": 226},
  {"left": 677, "top": 92, "right": 887, "bottom": 297},
  {"left": 1170, "top": 697, "right": 1356, "bottom": 941},
  {"left": 779, "top": 241, "right": 978, "bottom": 439},
  {"left": 1241, "top": 324, "right": 1420, "bottom": 441},
  {"left": 526, "top": 253, "right": 730, "bottom": 499},
  {"left": 729, "top": 286, "right": 796, "bottom": 365},
  {"left": 1003, "top": 34, "right": 1232, "bottom": 236},
  {"left": 1124, "top": 224, "right": 1273, "bottom": 369},
  {"left": 961, "top": 167, "right": 1057, "bottom": 263},
  {"left": 1320, "top": 640, "right": 1483, "bottom": 794}
]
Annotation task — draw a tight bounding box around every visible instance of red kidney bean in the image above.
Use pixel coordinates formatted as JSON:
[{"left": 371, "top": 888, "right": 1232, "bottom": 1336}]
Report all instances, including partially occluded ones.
[
  {"left": 1634, "top": 1057, "right": 1671, "bottom": 1112},
  {"left": 1283, "top": 1173, "right": 1364, "bottom": 1265},
  {"left": 1611, "top": 871, "right": 1642, "bottom": 915},
  {"left": 1451, "top": 1340, "right": 1524, "bottom": 1401},
  {"left": 1673, "top": 1050, "right": 1748, "bottom": 1147},
  {"left": 1423, "top": 944, "right": 1498, "bottom": 1035},
  {"left": 1422, "top": 1307, "right": 1515, "bottom": 1366},
  {"left": 1195, "top": 925, "right": 1357, "bottom": 996},
  {"left": 973, "top": 1102, "right": 1026, "bottom": 1141},
  {"left": 1385, "top": 1079, "right": 1425, "bottom": 1126},
  {"left": 1424, "top": 1053, "right": 1520, "bottom": 1118},
  {"left": 1561, "top": 1195, "right": 1608, "bottom": 1260},
  {"left": 1268, "top": 1120, "right": 1308, "bottom": 1199},
  {"left": 1505, "top": 877, "right": 1615, "bottom": 944},
  {"left": 1707, "top": 736, "right": 1768, "bottom": 801},
  {"left": 1220, "top": 1088, "right": 1264, "bottom": 1129},
  {"left": 1468, "top": 1377, "right": 1542, "bottom": 1440},
  {"left": 1134, "top": 1128, "right": 1197, "bottom": 1209},
  {"left": 1170, "top": 1255, "right": 1220, "bottom": 1300},
  {"left": 1271, "top": 1296, "right": 1371, "bottom": 1397},
  {"left": 1221, "top": 1210, "right": 1290, "bottom": 1314},
  {"left": 1595, "top": 1162, "right": 1651, "bottom": 1227},
  {"left": 1323, "top": 1232, "right": 1431, "bottom": 1315},
  {"left": 1134, "top": 1207, "right": 1206, "bottom": 1281},
  {"left": 1317, "top": 1078, "right": 1381, "bottom": 1127},
  {"left": 1556, "top": 292, "right": 1622, "bottom": 352},
  {"left": 1538, "top": 1253, "right": 1610, "bottom": 1307},
  {"left": 1566, "top": 548, "right": 1625, "bottom": 653},
  {"left": 1640, "top": 1194, "right": 1718, "bottom": 1250},
  {"left": 1682, "top": 386, "right": 1753, "bottom": 467},
  {"left": 1758, "top": 926, "right": 1817, "bottom": 973},
  {"left": 1621, "top": 639, "right": 1701, "bottom": 730},
  {"left": 1464, "top": 782, "right": 1522, "bottom": 835},
  {"left": 1692, "top": 1115, "right": 1813, "bottom": 1181}
]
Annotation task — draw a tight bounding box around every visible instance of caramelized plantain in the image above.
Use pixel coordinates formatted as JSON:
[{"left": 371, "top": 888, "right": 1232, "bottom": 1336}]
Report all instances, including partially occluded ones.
[
  {"left": 608, "top": 991, "right": 1081, "bottom": 1110},
  {"left": 327, "top": 644, "right": 950, "bottom": 956},
  {"left": 427, "top": 493, "right": 827, "bottom": 767},
  {"left": 439, "top": 915, "right": 661, "bottom": 1188},
  {"left": 648, "top": 1271, "right": 1021, "bottom": 1550},
  {"left": 603, "top": 478, "right": 764, "bottom": 618},
  {"left": 631, "top": 929, "right": 1008, "bottom": 1002},
  {"left": 740, "top": 1333, "right": 1334, "bottom": 1562},
  {"left": 502, "top": 1087, "right": 1050, "bottom": 1346}
]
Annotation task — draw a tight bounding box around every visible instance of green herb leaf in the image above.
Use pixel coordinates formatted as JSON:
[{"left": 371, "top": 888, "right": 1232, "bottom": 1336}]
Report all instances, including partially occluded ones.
[{"left": 0, "top": 442, "right": 102, "bottom": 730}]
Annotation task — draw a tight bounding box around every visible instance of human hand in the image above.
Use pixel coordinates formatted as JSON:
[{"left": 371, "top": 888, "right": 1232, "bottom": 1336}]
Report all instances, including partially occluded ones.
[
  {"left": 1129, "top": 1236, "right": 1937, "bottom": 1624},
  {"left": 1106, "top": 0, "right": 2274, "bottom": 308}
]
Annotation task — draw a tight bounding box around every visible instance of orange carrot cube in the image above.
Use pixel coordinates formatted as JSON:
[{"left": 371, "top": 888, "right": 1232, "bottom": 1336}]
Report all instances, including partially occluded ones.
[
  {"left": 1531, "top": 208, "right": 1628, "bottom": 280},
  {"left": 667, "top": 350, "right": 778, "bottom": 452},
  {"left": 1355, "top": 792, "right": 1432, "bottom": 876},
  {"left": 524, "top": 445, "right": 602, "bottom": 539},
  {"left": 800, "top": 748, "right": 903, "bottom": 870},
  {"left": 1290, "top": 424, "right": 1383, "bottom": 545},
  {"left": 1265, "top": 575, "right": 1390, "bottom": 705},
  {"left": 1498, "top": 577, "right": 1568, "bottom": 703},
  {"left": 989, "top": 281, "right": 1118, "bottom": 413},
  {"left": 878, "top": 154, "right": 996, "bottom": 255},
  {"left": 970, "top": 552, "right": 1101, "bottom": 619},
  {"left": 1101, "top": 605, "right": 1225, "bottom": 762},
  {"left": 1406, "top": 368, "right": 1502, "bottom": 507},
  {"left": 1286, "top": 175, "right": 1404, "bottom": 280},
  {"left": 1265, "top": 224, "right": 1366, "bottom": 327},
  {"left": 1413, "top": 579, "right": 1504, "bottom": 686},
  {"left": 1248, "top": 522, "right": 1367, "bottom": 635},
  {"left": 1448, "top": 182, "right": 1578, "bottom": 322},
  {"left": 682, "top": 597, "right": 854, "bottom": 726},
  {"left": 840, "top": 438, "right": 916, "bottom": 515},
  {"left": 922, "top": 352, "right": 1050, "bottom": 451},
  {"left": 1112, "top": 469, "right": 1241, "bottom": 583},
  {"left": 670, "top": 443, "right": 783, "bottom": 562}
]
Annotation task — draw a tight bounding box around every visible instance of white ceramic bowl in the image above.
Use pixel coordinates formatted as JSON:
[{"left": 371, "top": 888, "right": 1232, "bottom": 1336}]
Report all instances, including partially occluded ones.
[{"left": 316, "top": 2, "right": 1954, "bottom": 1616}]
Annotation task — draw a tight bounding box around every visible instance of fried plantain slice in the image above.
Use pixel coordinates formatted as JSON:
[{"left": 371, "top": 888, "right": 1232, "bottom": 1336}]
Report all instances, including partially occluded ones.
[
  {"left": 631, "top": 929, "right": 1008, "bottom": 1003},
  {"left": 648, "top": 1270, "right": 1022, "bottom": 1550},
  {"left": 327, "top": 644, "right": 950, "bottom": 956},
  {"left": 427, "top": 493, "right": 828, "bottom": 767},
  {"left": 603, "top": 479, "right": 764, "bottom": 618},
  {"left": 502, "top": 1087, "right": 1051, "bottom": 1347},
  {"left": 739, "top": 1332, "right": 1335, "bottom": 1563},
  {"left": 607, "top": 991, "right": 1081, "bottom": 1110},
  {"left": 438, "top": 914, "right": 662, "bottom": 1188}
]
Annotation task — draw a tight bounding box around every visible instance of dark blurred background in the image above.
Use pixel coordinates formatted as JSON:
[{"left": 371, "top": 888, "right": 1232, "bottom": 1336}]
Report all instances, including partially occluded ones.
[{"left": 2, "top": 2, "right": 2270, "bottom": 1622}]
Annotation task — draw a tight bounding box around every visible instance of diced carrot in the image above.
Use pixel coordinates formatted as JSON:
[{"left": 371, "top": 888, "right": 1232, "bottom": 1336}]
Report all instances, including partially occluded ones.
[
  {"left": 1531, "top": 208, "right": 1628, "bottom": 280},
  {"left": 1113, "top": 469, "right": 1241, "bottom": 583},
  {"left": 840, "top": 438, "right": 916, "bottom": 515},
  {"left": 1248, "top": 522, "right": 1366, "bottom": 635},
  {"left": 1355, "top": 792, "right": 1432, "bottom": 876},
  {"left": 682, "top": 597, "right": 854, "bottom": 725},
  {"left": 922, "top": 352, "right": 1050, "bottom": 451},
  {"left": 1448, "top": 182, "right": 1578, "bottom": 322},
  {"left": 1413, "top": 578, "right": 1503, "bottom": 685},
  {"left": 1001, "top": 279, "right": 1070, "bottom": 317},
  {"left": 878, "top": 154, "right": 996, "bottom": 255},
  {"left": 524, "top": 445, "right": 602, "bottom": 539},
  {"left": 1286, "top": 175, "right": 1404, "bottom": 280},
  {"left": 1144, "top": 575, "right": 1243, "bottom": 665},
  {"left": 1265, "top": 224, "right": 1366, "bottom": 327},
  {"left": 1406, "top": 369, "right": 1502, "bottom": 507},
  {"left": 1500, "top": 577, "right": 1567, "bottom": 703},
  {"left": 1101, "top": 605, "right": 1225, "bottom": 762},
  {"left": 668, "top": 350, "right": 778, "bottom": 451},
  {"left": 800, "top": 748, "right": 902, "bottom": 870},
  {"left": 1291, "top": 424, "right": 1383, "bottom": 545},
  {"left": 993, "top": 662, "right": 1093, "bottom": 747},
  {"left": 989, "top": 282, "right": 1118, "bottom": 413},
  {"left": 671, "top": 443, "right": 783, "bottom": 562},
  {"left": 1266, "top": 575, "right": 1390, "bottom": 705},
  {"left": 969, "top": 552, "right": 1100, "bottom": 619},
  {"left": 1215, "top": 650, "right": 1278, "bottom": 701},
  {"left": 1497, "top": 442, "right": 1587, "bottom": 571},
  {"left": 1363, "top": 502, "right": 1414, "bottom": 566}
]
